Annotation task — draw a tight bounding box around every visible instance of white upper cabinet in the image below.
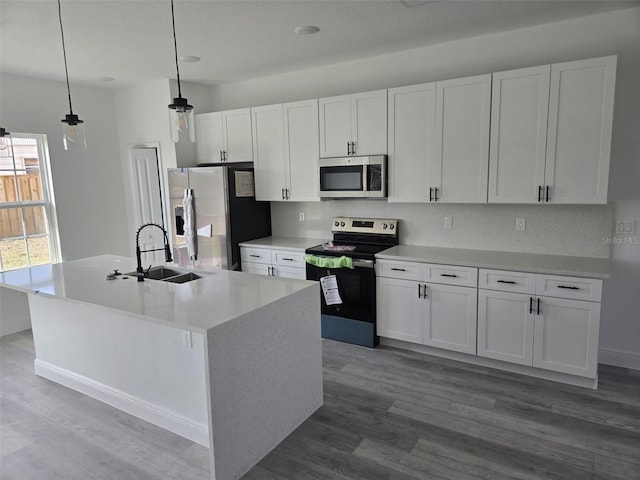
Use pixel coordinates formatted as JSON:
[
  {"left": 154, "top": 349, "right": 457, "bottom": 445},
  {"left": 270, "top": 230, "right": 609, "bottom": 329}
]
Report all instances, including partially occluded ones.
[
  {"left": 545, "top": 56, "right": 616, "bottom": 204},
  {"left": 196, "top": 108, "right": 253, "bottom": 164},
  {"left": 283, "top": 99, "right": 320, "bottom": 202},
  {"left": 434, "top": 74, "right": 491, "bottom": 203},
  {"left": 489, "top": 56, "right": 616, "bottom": 204},
  {"left": 252, "top": 104, "right": 286, "bottom": 201},
  {"left": 319, "top": 89, "right": 387, "bottom": 157},
  {"left": 195, "top": 113, "right": 224, "bottom": 164},
  {"left": 388, "top": 82, "right": 437, "bottom": 203},
  {"left": 489, "top": 65, "right": 550, "bottom": 203},
  {"left": 252, "top": 100, "right": 320, "bottom": 202}
]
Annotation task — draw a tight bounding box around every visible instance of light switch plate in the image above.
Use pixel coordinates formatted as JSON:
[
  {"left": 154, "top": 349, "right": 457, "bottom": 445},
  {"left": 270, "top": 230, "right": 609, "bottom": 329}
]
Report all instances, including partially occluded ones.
[
  {"left": 516, "top": 218, "right": 526, "bottom": 232},
  {"left": 299, "top": 212, "right": 305, "bottom": 222},
  {"left": 444, "top": 216, "right": 452, "bottom": 229}
]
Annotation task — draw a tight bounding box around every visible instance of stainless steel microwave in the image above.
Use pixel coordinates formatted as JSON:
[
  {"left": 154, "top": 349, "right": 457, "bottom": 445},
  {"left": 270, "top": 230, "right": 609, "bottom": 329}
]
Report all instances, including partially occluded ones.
[{"left": 318, "top": 155, "right": 387, "bottom": 198}]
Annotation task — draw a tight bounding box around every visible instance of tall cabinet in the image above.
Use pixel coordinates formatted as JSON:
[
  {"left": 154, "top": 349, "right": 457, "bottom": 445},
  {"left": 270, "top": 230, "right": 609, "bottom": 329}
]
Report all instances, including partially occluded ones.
[{"left": 489, "top": 55, "right": 616, "bottom": 204}]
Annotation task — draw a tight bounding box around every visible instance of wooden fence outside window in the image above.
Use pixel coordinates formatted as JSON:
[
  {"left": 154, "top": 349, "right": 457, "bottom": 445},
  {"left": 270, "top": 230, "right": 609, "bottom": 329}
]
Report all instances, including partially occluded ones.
[{"left": 0, "top": 174, "right": 47, "bottom": 238}]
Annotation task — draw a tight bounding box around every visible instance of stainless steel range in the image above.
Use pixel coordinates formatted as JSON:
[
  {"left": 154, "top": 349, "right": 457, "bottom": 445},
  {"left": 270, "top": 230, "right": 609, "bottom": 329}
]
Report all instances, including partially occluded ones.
[{"left": 305, "top": 217, "right": 399, "bottom": 347}]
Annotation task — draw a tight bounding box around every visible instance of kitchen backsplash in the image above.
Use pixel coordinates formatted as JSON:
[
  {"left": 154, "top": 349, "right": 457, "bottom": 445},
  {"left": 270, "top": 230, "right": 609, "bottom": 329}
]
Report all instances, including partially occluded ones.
[{"left": 271, "top": 202, "right": 612, "bottom": 258}]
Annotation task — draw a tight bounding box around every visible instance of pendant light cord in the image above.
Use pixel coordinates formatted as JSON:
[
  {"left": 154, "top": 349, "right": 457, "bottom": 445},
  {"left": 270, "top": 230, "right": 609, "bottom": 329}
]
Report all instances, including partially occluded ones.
[
  {"left": 57, "top": 0, "right": 74, "bottom": 115},
  {"left": 170, "top": 0, "right": 183, "bottom": 98}
]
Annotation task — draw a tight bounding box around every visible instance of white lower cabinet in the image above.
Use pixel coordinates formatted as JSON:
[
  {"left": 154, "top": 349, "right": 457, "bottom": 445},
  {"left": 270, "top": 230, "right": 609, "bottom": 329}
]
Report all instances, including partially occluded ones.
[
  {"left": 378, "top": 261, "right": 603, "bottom": 384},
  {"left": 478, "top": 289, "right": 534, "bottom": 366},
  {"left": 376, "top": 260, "right": 477, "bottom": 354},
  {"left": 477, "top": 269, "right": 602, "bottom": 379},
  {"left": 532, "top": 296, "right": 600, "bottom": 378},
  {"left": 240, "top": 246, "right": 307, "bottom": 280}
]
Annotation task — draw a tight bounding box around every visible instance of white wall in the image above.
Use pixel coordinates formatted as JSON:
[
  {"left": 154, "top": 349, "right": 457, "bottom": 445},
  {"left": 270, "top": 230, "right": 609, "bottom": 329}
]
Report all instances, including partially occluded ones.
[
  {"left": 0, "top": 73, "right": 130, "bottom": 261},
  {"left": 209, "top": 7, "right": 640, "bottom": 368},
  {"left": 0, "top": 288, "right": 30, "bottom": 336}
]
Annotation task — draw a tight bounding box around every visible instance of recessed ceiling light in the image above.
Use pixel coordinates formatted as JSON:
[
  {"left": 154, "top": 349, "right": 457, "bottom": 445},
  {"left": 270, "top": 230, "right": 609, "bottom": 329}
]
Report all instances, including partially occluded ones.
[
  {"left": 294, "top": 25, "right": 320, "bottom": 35},
  {"left": 179, "top": 55, "right": 200, "bottom": 63},
  {"left": 97, "top": 76, "right": 115, "bottom": 82}
]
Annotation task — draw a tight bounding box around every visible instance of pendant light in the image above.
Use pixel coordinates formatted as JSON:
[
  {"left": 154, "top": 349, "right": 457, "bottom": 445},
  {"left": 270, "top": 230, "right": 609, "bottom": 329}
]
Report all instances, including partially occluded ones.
[
  {"left": 168, "top": 0, "right": 194, "bottom": 143},
  {"left": 57, "top": 0, "right": 86, "bottom": 151}
]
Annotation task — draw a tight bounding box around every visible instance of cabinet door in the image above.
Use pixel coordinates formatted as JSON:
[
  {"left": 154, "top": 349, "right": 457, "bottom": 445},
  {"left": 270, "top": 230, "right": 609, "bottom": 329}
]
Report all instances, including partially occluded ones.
[
  {"left": 222, "top": 108, "right": 253, "bottom": 163},
  {"left": 272, "top": 265, "right": 307, "bottom": 280},
  {"left": 242, "top": 262, "right": 271, "bottom": 276},
  {"left": 284, "top": 99, "right": 320, "bottom": 202},
  {"left": 423, "top": 283, "right": 477, "bottom": 354},
  {"left": 489, "top": 66, "right": 550, "bottom": 203},
  {"left": 434, "top": 74, "right": 491, "bottom": 203},
  {"left": 532, "top": 297, "right": 600, "bottom": 378},
  {"left": 351, "top": 89, "right": 387, "bottom": 156},
  {"left": 376, "top": 277, "right": 423, "bottom": 344},
  {"left": 319, "top": 94, "right": 351, "bottom": 157},
  {"left": 196, "top": 112, "right": 224, "bottom": 164},
  {"left": 252, "top": 104, "right": 286, "bottom": 201},
  {"left": 388, "top": 83, "right": 437, "bottom": 203},
  {"left": 478, "top": 290, "right": 534, "bottom": 366},
  {"left": 545, "top": 56, "right": 616, "bottom": 204}
]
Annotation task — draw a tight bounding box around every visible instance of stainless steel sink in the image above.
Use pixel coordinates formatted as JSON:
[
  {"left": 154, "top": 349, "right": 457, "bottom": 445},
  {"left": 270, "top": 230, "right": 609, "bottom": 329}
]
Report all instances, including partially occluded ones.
[{"left": 125, "top": 266, "right": 202, "bottom": 283}]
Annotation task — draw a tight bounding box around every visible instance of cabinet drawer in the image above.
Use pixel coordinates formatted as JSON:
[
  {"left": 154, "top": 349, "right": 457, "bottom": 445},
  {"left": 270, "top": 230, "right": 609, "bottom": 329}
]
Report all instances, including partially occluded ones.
[
  {"left": 273, "top": 250, "right": 306, "bottom": 268},
  {"left": 479, "top": 269, "right": 536, "bottom": 294},
  {"left": 240, "top": 247, "right": 272, "bottom": 265},
  {"left": 424, "top": 264, "right": 478, "bottom": 287},
  {"left": 376, "top": 260, "right": 422, "bottom": 281},
  {"left": 273, "top": 265, "right": 307, "bottom": 280},
  {"left": 536, "top": 275, "right": 602, "bottom": 302}
]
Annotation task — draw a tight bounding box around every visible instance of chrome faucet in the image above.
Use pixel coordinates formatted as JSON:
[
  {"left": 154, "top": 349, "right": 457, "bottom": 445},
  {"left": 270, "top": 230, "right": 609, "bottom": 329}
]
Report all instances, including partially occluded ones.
[{"left": 135, "top": 223, "right": 173, "bottom": 282}]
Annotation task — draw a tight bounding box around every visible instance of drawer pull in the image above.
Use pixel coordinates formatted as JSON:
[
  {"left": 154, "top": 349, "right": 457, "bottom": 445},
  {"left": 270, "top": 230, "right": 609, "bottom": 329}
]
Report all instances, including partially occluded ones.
[
  {"left": 391, "top": 268, "right": 406, "bottom": 272},
  {"left": 558, "top": 285, "right": 579, "bottom": 290},
  {"left": 250, "top": 254, "right": 261, "bottom": 258},
  {"left": 282, "top": 258, "right": 294, "bottom": 261},
  {"left": 497, "top": 280, "right": 516, "bottom": 284},
  {"left": 418, "top": 284, "right": 422, "bottom": 299},
  {"left": 529, "top": 297, "right": 533, "bottom": 314},
  {"left": 440, "top": 273, "right": 458, "bottom": 278}
]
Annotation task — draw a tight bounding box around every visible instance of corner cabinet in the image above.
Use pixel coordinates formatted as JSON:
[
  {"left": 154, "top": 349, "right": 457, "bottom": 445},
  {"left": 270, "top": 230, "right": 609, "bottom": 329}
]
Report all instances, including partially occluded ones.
[
  {"left": 489, "top": 56, "right": 616, "bottom": 204},
  {"left": 196, "top": 108, "right": 253, "bottom": 164},
  {"left": 319, "top": 89, "right": 387, "bottom": 158},
  {"left": 252, "top": 100, "right": 320, "bottom": 202},
  {"left": 376, "top": 261, "right": 478, "bottom": 354}
]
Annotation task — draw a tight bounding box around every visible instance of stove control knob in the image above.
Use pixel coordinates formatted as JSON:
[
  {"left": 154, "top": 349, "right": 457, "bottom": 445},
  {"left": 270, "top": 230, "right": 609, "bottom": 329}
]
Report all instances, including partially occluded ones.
[
  {"left": 382, "top": 223, "right": 388, "bottom": 229},
  {"left": 334, "top": 221, "right": 340, "bottom": 227},
  {"left": 390, "top": 224, "right": 395, "bottom": 230},
  {"left": 340, "top": 222, "right": 345, "bottom": 227}
]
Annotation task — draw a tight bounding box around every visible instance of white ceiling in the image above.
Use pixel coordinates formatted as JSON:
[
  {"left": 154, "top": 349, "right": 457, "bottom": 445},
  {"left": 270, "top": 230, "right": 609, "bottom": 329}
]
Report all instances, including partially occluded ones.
[{"left": 1, "top": 0, "right": 638, "bottom": 89}]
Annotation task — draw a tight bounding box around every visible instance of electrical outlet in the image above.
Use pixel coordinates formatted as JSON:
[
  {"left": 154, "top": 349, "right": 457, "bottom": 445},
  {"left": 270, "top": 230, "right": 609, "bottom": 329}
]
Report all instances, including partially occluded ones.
[
  {"left": 516, "top": 218, "right": 526, "bottom": 232},
  {"left": 444, "top": 216, "right": 452, "bottom": 229},
  {"left": 299, "top": 211, "right": 305, "bottom": 222},
  {"left": 182, "top": 330, "right": 192, "bottom": 349},
  {"left": 615, "top": 219, "right": 635, "bottom": 235}
]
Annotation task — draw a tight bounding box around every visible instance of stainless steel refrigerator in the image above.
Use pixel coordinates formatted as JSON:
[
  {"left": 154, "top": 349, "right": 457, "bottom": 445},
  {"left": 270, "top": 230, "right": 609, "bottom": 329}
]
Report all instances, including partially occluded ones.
[{"left": 167, "top": 164, "right": 271, "bottom": 270}]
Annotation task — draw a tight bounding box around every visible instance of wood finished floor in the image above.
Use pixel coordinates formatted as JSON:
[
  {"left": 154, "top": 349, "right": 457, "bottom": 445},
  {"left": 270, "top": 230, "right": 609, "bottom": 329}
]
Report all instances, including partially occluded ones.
[{"left": 1, "top": 330, "right": 639, "bottom": 480}]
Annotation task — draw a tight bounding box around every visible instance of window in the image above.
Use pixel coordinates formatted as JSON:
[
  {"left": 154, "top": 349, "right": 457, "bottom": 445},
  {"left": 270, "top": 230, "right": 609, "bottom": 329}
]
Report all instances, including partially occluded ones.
[{"left": 0, "top": 134, "right": 60, "bottom": 271}]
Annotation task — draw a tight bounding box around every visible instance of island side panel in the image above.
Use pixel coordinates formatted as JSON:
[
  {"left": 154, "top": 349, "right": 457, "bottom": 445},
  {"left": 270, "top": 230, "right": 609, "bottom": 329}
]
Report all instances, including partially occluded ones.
[
  {"left": 205, "top": 283, "right": 323, "bottom": 480},
  {"left": 28, "top": 294, "right": 210, "bottom": 446}
]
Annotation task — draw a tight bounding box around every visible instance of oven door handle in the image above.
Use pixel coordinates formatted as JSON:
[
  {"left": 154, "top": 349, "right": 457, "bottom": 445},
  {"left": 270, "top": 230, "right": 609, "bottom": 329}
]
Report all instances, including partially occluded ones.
[{"left": 352, "top": 259, "right": 374, "bottom": 269}]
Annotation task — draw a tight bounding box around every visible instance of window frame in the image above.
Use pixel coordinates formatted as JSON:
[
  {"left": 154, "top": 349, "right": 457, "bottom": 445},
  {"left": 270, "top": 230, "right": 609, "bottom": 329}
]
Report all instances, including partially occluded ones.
[{"left": 0, "top": 133, "right": 61, "bottom": 271}]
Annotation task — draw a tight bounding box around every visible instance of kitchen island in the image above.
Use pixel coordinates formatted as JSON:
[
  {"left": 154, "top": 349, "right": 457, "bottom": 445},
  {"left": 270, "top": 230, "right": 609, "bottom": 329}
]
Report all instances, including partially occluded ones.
[{"left": 0, "top": 255, "right": 323, "bottom": 480}]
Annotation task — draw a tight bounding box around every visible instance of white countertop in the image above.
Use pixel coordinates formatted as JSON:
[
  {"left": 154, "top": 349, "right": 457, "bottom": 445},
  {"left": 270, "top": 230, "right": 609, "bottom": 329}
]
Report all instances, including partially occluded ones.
[
  {"left": 376, "top": 245, "right": 610, "bottom": 279},
  {"left": 239, "top": 236, "right": 327, "bottom": 251},
  {"left": 0, "top": 255, "right": 317, "bottom": 332}
]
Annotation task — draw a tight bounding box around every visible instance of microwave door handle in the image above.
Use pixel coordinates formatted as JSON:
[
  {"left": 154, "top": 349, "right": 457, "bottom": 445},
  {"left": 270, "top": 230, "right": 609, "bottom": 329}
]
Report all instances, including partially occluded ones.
[{"left": 362, "top": 164, "right": 368, "bottom": 192}]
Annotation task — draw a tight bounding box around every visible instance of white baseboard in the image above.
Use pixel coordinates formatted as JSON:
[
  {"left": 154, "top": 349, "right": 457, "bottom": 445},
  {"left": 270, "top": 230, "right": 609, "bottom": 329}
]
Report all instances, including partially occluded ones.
[
  {"left": 34, "top": 359, "right": 209, "bottom": 447},
  {"left": 0, "top": 317, "right": 31, "bottom": 337},
  {"left": 599, "top": 348, "right": 640, "bottom": 371}
]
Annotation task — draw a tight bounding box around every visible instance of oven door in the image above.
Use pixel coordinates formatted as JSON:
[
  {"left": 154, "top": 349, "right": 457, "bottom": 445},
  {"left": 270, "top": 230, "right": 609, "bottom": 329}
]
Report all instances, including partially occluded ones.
[{"left": 305, "top": 257, "right": 378, "bottom": 347}]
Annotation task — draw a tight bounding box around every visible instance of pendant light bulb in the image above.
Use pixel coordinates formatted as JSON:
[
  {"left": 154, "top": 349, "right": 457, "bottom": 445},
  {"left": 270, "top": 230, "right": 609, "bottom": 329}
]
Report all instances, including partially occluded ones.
[
  {"left": 58, "top": 0, "right": 86, "bottom": 151},
  {"left": 168, "top": 0, "right": 194, "bottom": 143}
]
